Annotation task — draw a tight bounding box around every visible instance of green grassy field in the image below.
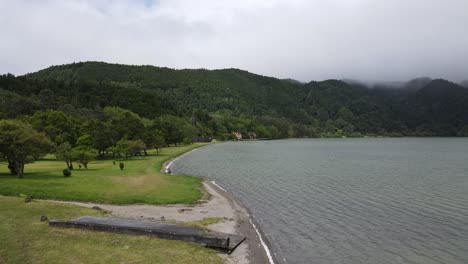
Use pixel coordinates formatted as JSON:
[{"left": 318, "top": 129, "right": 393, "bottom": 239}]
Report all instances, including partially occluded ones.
[
  {"left": 0, "top": 196, "right": 222, "bottom": 264},
  {"left": 0, "top": 144, "right": 208, "bottom": 204}
]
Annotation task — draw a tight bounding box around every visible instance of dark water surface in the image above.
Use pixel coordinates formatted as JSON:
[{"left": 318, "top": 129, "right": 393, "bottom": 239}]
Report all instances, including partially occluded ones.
[{"left": 171, "top": 139, "right": 468, "bottom": 264}]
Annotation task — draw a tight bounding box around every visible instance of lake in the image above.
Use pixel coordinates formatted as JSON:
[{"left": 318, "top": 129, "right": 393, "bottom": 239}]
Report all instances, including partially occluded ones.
[{"left": 171, "top": 139, "right": 468, "bottom": 264}]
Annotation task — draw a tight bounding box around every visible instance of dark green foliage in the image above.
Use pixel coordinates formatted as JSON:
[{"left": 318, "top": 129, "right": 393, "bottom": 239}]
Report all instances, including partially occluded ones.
[
  {"left": 0, "top": 62, "right": 467, "bottom": 139},
  {"left": 183, "top": 137, "right": 192, "bottom": 145},
  {"left": 62, "top": 168, "right": 71, "bottom": 177},
  {"left": 119, "top": 162, "right": 125, "bottom": 171},
  {"left": 26, "top": 110, "right": 78, "bottom": 145},
  {"left": 0, "top": 89, "right": 40, "bottom": 118},
  {"left": 7, "top": 160, "right": 17, "bottom": 175},
  {"left": 71, "top": 146, "right": 97, "bottom": 169},
  {"left": 113, "top": 139, "right": 146, "bottom": 158},
  {"left": 56, "top": 142, "right": 74, "bottom": 170},
  {"left": 157, "top": 115, "right": 194, "bottom": 145},
  {"left": 143, "top": 129, "right": 166, "bottom": 155},
  {"left": 0, "top": 120, "right": 51, "bottom": 177}
]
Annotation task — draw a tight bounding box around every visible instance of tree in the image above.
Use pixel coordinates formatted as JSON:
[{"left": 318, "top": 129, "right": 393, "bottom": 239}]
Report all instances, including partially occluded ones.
[
  {"left": 141, "top": 127, "right": 167, "bottom": 155},
  {"left": 27, "top": 110, "right": 78, "bottom": 145},
  {"left": 336, "top": 107, "right": 354, "bottom": 122},
  {"left": 0, "top": 120, "right": 51, "bottom": 178},
  {"left": 114, "top": 139, "right": 130, "bottom": 158},
  {"left": 158, "top": 115, "right": 189, "bottom": 146},
  {"left": 458, "top": 125, "right": 468, "bottom": 136},
  {"left": 153, "top": 131, "right": 166, "bottom": 155},
  {"left": 56, "top": 142, "right": 74, "bottom": 170},
  {"left": 72, "top": 146, "right": 97, "bottom": 169},
  {"left": 335, "top": 118, "right": 354, "bottom": 134},
  {"left": 76, "top": 134, "right": 93, "bottom": 147},
  {"left": 81, "top": 119, "right": 114, "bottom": 157},
  {"left": 104, "top": 106, "right": 145, "bottom": 141},
  {"left": 115, "top": 139, "right": 146, "bottom": 158},
  {"left": 128, "top": 140, "right": 146, "bottom": 157},
  {"left": 3, "top": 63, "right": 468, "bottom": 139}
]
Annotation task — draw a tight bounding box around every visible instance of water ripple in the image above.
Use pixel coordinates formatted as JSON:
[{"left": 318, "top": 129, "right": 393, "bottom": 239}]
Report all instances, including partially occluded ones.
[{"left": 172, "top": 139, "right": 468, "bottom": 264}]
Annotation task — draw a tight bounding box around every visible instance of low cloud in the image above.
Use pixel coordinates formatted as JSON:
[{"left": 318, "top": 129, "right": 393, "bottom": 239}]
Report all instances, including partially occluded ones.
[{"left": 1, "top": 0, "right": 467, "bottom": 82}]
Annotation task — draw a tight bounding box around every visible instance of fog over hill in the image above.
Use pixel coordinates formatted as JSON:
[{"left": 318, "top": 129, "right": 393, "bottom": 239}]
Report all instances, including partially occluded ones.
[
  {"left": 0, "top": 61, "right": 467, "bottom": 139},
  {"left": 1, "top": 0, "right": 467, "bottom": 83},
  {"left": 460, "top": 80, "right": 468, "bottom": 88}
]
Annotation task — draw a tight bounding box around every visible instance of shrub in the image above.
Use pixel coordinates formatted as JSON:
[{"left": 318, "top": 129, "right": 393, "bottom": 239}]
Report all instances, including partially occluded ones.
[
  {"left": 72, "top": 146, "right": 97, "bottom": 169},
  {"left": 183, "top": 137, "right": 192, "bottom": 145},
  {"left": 119, "top": 162, "right": 125, "bottom": 171},
  {"left": 63, "top": 168, "right": 72, "bottom": 177}
]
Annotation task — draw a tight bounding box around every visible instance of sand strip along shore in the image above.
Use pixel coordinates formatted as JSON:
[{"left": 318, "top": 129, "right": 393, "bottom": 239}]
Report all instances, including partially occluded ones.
[
  {"left": 49, "top": 179, "right": 273, "bottom": 264},
  {"left": 45, "top": 149, "right": 276, "bottom": 264},
  {"left": 164, "top": 148, "right": 277, "bottom": 264},
  {"left": 207, "top": 180, "right": 278, "bottom": 264}
]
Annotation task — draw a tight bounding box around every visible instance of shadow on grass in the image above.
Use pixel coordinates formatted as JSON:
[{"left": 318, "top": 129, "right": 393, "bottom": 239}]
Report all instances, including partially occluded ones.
[
  {"left": 0, "top": 172, "right": 65, "bottom": 180},
  {"left": 70, "top": 168, "right": 101, "bottom": 172},
  {"left": 0, "top": 173, "right": 16, "bottom": 178}
]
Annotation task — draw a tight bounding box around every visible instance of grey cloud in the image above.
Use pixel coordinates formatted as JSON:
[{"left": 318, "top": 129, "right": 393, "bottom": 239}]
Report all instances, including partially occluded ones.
[{"left": 0, "top": 0, "right": 467, "bottom": 82}]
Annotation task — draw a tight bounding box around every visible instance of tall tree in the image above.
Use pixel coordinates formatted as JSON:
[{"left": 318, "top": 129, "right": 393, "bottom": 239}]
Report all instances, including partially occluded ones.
[
  {"left": 27, "top": 110, "right": 78, "bottom": 145},
  {"left": 56, "top": 142, "right": 74, "bottom": 170},
  {"left": 104, "top": 106, "right": 145, "bottom": 142},
  {"left": 146, "top": 129, "right": 166, "bottom": 155},
  {"left": 71, "top": 146, "right": 97, "bottom": 169},
  {"left": 158, "top": 115, "right": 190, "bottom": 146},
  {"left": 0, "top": 120, "right": 51, "bottom": 178}
]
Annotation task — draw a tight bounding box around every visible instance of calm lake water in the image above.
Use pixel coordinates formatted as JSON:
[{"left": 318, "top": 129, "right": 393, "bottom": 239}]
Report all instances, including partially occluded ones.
[{"left": 171, "top": 139, "right": 468, "bottom": 264}]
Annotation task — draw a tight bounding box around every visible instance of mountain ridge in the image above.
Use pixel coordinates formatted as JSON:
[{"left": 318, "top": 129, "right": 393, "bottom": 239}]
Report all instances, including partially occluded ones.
[{"left": 0, "top": 61, "right": 467, "bottom": 138}]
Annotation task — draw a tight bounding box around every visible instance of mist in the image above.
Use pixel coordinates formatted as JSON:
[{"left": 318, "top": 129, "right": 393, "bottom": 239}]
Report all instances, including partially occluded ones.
[{"left": 1, "top": 0, "right": 467, "bottom": 82}]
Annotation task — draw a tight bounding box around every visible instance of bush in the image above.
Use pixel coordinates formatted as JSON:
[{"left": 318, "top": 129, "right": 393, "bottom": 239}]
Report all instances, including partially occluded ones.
[
  {"left": 62, "top": 168, "right": 72, "bottom": 177},
  {"left": 183, "top": 137, "right": 192, "bottom": 145},
  {"left": 119, "top": 162, "right": 125, "bottom": 171},
  {"left": 227, "top": 133, "right": 237, "bottom": 141}
]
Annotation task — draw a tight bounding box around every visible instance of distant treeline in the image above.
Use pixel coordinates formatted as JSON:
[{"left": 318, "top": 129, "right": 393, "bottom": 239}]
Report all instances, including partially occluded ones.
[{"left": 1, "top": 61, "right": 468, "bottom": 142}]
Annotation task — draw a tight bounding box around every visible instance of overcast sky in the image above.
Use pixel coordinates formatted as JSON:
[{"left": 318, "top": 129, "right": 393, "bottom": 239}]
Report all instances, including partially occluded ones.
[{"left": 1, "top": 0, "right": 467, "bottom": 82}]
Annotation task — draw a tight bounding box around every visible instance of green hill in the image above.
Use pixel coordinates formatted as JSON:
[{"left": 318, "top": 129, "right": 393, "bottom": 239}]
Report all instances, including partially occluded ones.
[{"left": 1, "top": 61, "right": 467, "bottom": 138}]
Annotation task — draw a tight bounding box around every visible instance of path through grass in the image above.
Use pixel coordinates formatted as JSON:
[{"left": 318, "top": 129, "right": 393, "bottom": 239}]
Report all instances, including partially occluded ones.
[{"left": 0, "top": 196, "right": 221, "bottom": 264}]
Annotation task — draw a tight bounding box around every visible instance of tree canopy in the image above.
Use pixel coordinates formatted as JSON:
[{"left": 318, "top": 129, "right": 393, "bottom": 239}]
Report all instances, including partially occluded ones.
[
  {"left": 1, "top": 62, "right": 468, "bottom": 175},
  {"left": 0, "top": 120, "right": 51, "bottom": 177},
  {"left": 0, "top": 61, "right": 467, "bottom": 147}
]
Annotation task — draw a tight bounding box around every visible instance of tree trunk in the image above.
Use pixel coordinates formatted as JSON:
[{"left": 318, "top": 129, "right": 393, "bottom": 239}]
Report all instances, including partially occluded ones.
[
  {"left": 16, "top": 161, "right": 25, "bottom": 178},
  {"left": 7, "top": 160, "right": 17, "bottom": 175},
  {"left": 66, "top": 160, "right": 74, "bottom": 170}
]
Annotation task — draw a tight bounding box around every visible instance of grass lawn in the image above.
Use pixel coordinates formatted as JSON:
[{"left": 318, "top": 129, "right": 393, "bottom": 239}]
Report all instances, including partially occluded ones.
[
  {"left": 0, "top": 144, "right": 208, "bottom": 204},
  {"left": 0, "top": 196, "right": 222, "bottom": 264}
]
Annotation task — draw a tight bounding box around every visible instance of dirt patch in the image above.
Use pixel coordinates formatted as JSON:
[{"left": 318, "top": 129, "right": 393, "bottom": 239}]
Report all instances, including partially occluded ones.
[
  {"left": 48, "top": 180, "right": 273, "bottom": 264},
  {"left": 112, "top": 175, "right": 166, "bottom": 188}
]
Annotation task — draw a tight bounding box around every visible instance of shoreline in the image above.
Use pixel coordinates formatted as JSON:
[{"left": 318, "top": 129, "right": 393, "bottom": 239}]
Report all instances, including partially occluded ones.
[
  {"left": 48, "top": 178, "right": 273, "bottom": 263},
  {"left": 208, "top": 180, "right": 277, "bottom": 264},
  {"left": 164, "top": 144, "right": 277, "bottom": 264},
  {"left": 163, "top": 147, "right": 200, "bottom": 174},
  {"left": 44, "top": 143, "right": 275, "bottom": 264}
]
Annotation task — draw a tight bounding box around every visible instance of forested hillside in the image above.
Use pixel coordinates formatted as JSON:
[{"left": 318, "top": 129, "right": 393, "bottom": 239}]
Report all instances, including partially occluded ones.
[{"left": 1, "top": 61, "right": 468, "bottom": 141}]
